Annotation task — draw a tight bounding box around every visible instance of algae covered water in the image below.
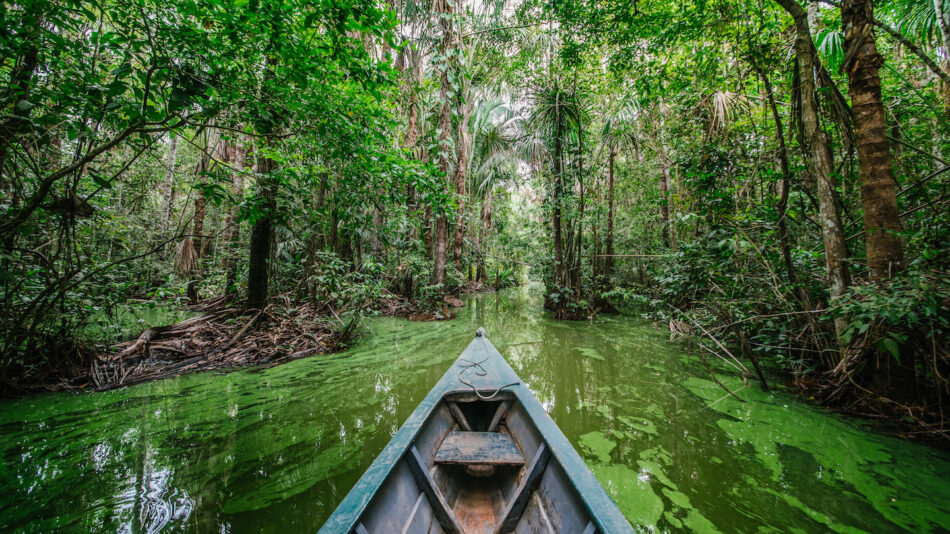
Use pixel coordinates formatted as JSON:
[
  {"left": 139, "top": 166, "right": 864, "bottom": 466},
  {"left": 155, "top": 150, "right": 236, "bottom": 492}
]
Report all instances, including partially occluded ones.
[{"left": 1, "top": 287, "right": 948, "bottom": 533}]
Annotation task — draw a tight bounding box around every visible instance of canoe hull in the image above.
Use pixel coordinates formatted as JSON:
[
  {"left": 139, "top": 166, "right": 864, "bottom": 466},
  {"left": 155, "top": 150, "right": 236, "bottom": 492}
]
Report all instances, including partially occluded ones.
[{"left": 319, "top": 331, "right": 633, "bottom": 534}]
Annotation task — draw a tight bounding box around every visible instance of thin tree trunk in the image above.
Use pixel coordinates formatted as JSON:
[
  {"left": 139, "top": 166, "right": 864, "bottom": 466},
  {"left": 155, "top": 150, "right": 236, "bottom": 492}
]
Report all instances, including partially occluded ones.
[
  {"left": 187, "top": 131, "right": 219, "bottom": 303},
  {"left": 778, "top": 0, "right": 851, "bottom": 352},
  {"left": 405, "top": 52, "right": 423, "bottom": 243},
  {"left": 552, "top": 90, "right": 566, "bottom": 291},
  {"left": 605, "top": 146, "right": 616, "bottom": 278},
  {"left": 478, "top": 190, "right": 492, "bottom": 282},
  {"left": 573, "top": 109, "right": 585, "bottom": 293},
  {"left": 225, "top": 141, "right": 247, "bottom": 293},
  {"left": 423, "top": 205, "right": 433, "bottom": 251},
  {"left": 935, "top": 0, "right": 950, "bottom": 56},
  {"left": 188, "top": 195, "right": 206, "bottom": 303},
  {"left": 432, "top": 0, "right": 454, "bottom": 286},
  {"left": 841, "top": 0, "right": 904, "bottom": 280},
  {"left": 160, "top": 135, "right": 178, "bottom": 235},
  {"left": 660, "top": 164, "right": 672, "bottom": 248},
  {"left": 453, "top": 99, "right": 471, "bottom": 269},
  {"left": 754, "top": 60, "right": 811, "bottom": 310},
  {"left": 372, "top": 202, "right": 383, "bottom": 258},
  {"left": 657, "top": 98, "right": 674, "bottom": 249}
]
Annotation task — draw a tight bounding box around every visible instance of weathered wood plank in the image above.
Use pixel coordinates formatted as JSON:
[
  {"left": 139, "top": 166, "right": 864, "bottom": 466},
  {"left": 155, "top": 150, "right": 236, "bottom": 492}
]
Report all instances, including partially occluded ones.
[
  {"left": 447, "top": 402, "right": 472, "bottom": 431},
  {"left": 495, "top": 443, "right": 552, "bottom": 534},
  {"left": 406, "top": 445, "right": 462, "bottom": 534},
  {"left": 399, "top": 493, "right": 433, "bottom": 534},
  {"left": 434, "top": 431, "right": 524, "bottom": 466},
  {"left": 488, "top": 400, "right": 510, "bottom": 432}
]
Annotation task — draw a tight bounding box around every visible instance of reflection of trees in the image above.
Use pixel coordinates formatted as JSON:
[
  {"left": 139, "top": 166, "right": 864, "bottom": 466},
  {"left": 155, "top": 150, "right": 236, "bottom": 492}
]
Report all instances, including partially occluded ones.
[{"left": 3, "top": 288, "right": 944, "bottom": 533}]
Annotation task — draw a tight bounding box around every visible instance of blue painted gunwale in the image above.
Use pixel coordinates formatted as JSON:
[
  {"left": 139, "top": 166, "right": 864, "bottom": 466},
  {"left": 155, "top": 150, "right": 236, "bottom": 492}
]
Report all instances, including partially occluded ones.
[{"left": 317, "top": 331, "right": 634, "bottom": 534}]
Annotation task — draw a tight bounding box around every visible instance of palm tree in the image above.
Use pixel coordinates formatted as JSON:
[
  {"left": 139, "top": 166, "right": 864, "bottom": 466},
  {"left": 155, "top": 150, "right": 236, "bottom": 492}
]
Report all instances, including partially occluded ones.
[
  {"left": 526, "top": 82, "right": 584, "bottom": 316},
  {"left": 466, "top": 98, "right": 518, "bottom": 281}
]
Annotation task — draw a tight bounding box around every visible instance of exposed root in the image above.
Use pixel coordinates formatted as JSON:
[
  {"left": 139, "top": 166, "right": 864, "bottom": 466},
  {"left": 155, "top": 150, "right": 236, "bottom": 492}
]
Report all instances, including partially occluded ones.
[{"left": 86, "top": 301, "right": 355, "bottom": 391}]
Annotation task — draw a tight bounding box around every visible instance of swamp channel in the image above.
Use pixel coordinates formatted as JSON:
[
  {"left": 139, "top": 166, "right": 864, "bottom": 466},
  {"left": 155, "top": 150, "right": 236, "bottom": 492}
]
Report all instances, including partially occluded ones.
[{"left": 1, "top": 286, "right": 949, "bottom": 533}]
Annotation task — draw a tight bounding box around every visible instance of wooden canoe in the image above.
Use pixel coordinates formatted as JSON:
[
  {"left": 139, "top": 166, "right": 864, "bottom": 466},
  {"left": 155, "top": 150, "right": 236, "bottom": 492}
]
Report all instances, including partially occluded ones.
[{"left": 318, "top": 328, "right": 634, "bottom": 534}]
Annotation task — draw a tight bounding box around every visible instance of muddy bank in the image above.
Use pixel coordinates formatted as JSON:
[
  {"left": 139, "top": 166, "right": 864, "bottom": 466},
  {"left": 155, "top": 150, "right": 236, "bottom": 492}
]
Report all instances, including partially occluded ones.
[
  {"left": 2, "top": 286, "right": 500, "bottom": 396},
  {"left": 88, "top": 301, "right": 357, "bottom": 391}
]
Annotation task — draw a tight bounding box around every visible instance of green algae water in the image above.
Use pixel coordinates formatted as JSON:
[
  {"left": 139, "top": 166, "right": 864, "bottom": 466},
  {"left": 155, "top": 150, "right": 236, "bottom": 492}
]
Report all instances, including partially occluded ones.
[{"left": 1, "top": 287, "right": 949, "bottom": 533}]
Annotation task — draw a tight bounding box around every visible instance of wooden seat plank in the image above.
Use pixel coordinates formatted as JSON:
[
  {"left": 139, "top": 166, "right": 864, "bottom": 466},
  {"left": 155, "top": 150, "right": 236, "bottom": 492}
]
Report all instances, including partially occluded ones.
[{"left": 434, "top": 431, "right": 525, "bottom": 466}]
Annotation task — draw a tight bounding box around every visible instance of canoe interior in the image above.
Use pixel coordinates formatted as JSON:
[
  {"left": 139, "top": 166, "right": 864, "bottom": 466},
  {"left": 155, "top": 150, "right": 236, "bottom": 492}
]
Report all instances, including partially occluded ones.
[{"left": 354, "top": 391, "right": 597, "bottom": 534}]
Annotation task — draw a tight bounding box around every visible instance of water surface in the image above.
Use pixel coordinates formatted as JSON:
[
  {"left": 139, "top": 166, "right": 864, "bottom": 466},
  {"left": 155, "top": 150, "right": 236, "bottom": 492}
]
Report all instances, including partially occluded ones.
[{"left": 1, "top": 287, "right": 949, "bottom": 533}]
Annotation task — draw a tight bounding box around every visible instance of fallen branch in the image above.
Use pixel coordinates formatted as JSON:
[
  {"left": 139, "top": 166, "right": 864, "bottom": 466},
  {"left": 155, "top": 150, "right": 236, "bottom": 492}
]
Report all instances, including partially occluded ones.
[{"left": 219, "top": 310, "right": 263, "bottom": 351}]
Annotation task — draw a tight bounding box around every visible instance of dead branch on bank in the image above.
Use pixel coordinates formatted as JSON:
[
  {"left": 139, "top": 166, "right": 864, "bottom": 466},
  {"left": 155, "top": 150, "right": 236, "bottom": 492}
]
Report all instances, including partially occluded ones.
[{"left": 88, "top": 300, "right": 356, "bottom": 391}]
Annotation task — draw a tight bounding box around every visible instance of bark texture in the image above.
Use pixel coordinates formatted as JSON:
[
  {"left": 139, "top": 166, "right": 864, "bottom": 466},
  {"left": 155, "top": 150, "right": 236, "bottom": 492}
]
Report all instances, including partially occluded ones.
[
  {"left": 160, "top": 135, "right": 178, "bottom": 234},
  {"left": 247, "top": 149, "right": 276, "bottom": 310},
  {"left": 431, "top": 0, "right": 454, "bottom": 285},
  {"left": 552, "top": 91, "right": 566, "bottom": 291},
  {"left": 605, "top": 146, "right": 616, "bottom": 278},
  {"left": 224, "top": 141, "right": 247, "bottom": 293},
  {"left": 841, "top": 0, "right": 904, "bottom": 280},
  {"left": 754, "top": 59, "right": 811, "bottom": 310},
  {"left": 777, "top": 0, "right": 851, "bottom": 348},
  {"left": 453, "top": 97, "right": 471, "bottom": 269},
  {"left": 935, "top": 0, "right": 950, "bottom": 57}
]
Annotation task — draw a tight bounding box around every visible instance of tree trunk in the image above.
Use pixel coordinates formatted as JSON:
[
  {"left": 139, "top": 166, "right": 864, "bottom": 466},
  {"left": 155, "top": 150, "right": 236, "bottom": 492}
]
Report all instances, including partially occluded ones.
[
  {"left": 225, "top": 141, "right": 247, "bottom": 293},
  {"left": 573, "top": 106, "right": 585, "bottom": 293},
  {"left": 372, "top": 202, "right": 383, "bottom": 258},
  {"left": 453, "top": 99, "right": 471, "bottom": 270},
  {"left": 405, "top": 51, "right": 423, "bottom": 244},
  {"left": 423, "top": 204, "right": 433, "bottom": 252},
  {"left": 188, "top": 194, "right": 206, "bottom": 303},
  {"left": 478, "top": 190, "right": 492, "bottom": 282},
  {"left": 606, "top": 145, "right": 616, "bottom": 278},
  {"left": 247, "top": 149, "right": 276, "bottom": 310},
  {"left": 657, "top": 98, "right": 673, "bottom": 249},
  {"left": 935, "top": 0, "right": 950, "bottom": 56},
  {"left": 659, "top": 164, "right": 671, "bottom": 248},
  {"left": 841, "top": 0, "right": 904, "bottom": 280},
  {"left": 754, "top": 59, "right": 811, "bottom": 310},
  {"left": 431, "top": 0, "right": 454, "bottom": 286},
  {"left": 433, "top": 215, "right": 449, "bottom": 285},
  {"left": 187, "top": 131, "right": 219, "bottom": 303},
  {"left": 247, "top": 48, "right": 280, "bottom": 310},
  {"left": 160, "top": 135, "right": 178, "bottom": 235},
  {"left": 778, "top": 0, "right": 851, "bottom": 352},
  {"left": 552, "top": 91, "right": 566, "bottom": 291}
]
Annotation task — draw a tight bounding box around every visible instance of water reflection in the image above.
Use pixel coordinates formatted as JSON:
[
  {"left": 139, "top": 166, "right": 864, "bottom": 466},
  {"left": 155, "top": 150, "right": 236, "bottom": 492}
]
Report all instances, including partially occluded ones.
[{"left": 1, "top": 286, "right": 949, "bottom": 532}]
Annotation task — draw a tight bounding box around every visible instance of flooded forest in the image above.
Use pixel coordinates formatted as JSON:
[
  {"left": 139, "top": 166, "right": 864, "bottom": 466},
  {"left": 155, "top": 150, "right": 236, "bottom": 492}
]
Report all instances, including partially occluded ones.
[{"left": 1, "top": 0, "right": 950, "bottom": 531}]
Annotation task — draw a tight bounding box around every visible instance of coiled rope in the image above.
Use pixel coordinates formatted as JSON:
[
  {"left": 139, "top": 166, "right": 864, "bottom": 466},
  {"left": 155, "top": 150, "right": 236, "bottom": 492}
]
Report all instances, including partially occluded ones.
[{"left": 457, "top": 355, "right": 520, "bottom": 400}]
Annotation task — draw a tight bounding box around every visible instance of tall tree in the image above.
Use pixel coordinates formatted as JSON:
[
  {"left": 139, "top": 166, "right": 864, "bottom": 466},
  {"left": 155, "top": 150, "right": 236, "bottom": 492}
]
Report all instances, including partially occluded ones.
[
  {"left": 224, "top": 139, "right": 247, "bottom": 294},
  {"left": 776, "top": 0, "right": 851, "bottom": 348},
  {"left": 247, "top": 46, "right": 281, "bottom": 310},
  {"left": 160, "top": 135, "right": 179, "bottom": 235},
  {"left": 431, "top": 0, "right": 455, "bottom": 285},
  {"left": 751, "top": 57, "right": 811, "bottom": 311},
  {"left": 840, "top": 0, "right": 904, "bottom": 280},
  {"left": 187, "top": 130, "right": 219, "bottom": 303}
]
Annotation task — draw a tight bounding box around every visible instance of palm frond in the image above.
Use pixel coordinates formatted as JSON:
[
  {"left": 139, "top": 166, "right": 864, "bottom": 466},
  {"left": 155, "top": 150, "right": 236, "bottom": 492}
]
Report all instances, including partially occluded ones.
[
  {"left": 817, "top": 29, "right": 845, "bottom": 72},
  {"left": 898, "top": 0, "right": 939, "bottom": 43}
]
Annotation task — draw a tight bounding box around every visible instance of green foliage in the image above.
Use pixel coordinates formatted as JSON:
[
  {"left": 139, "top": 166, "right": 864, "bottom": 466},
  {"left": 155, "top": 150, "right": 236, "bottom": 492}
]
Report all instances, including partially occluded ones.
[{"left": 830, "top": 270, "right": 950, "bottom": 360}]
